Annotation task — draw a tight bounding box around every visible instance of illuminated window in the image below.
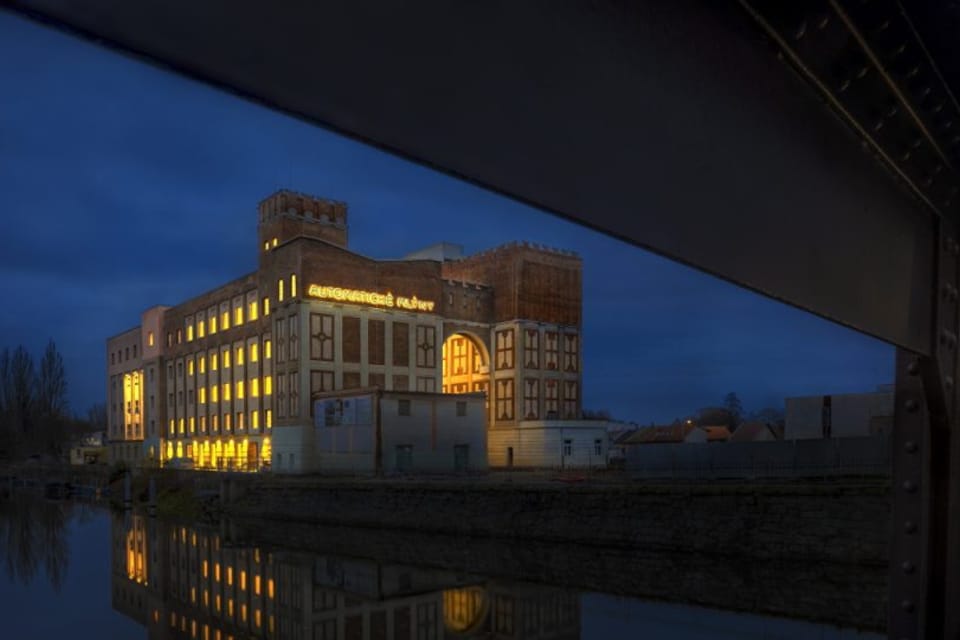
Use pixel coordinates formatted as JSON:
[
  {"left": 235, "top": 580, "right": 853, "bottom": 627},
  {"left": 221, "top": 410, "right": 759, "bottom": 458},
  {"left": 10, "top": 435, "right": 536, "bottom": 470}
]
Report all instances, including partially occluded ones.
[
  {"left": 240, "top": 570, "right": 246, "bottom": 590},
  {"left": 224, "top": 413, "right": 232, "bottom": 431},
  {"left": 223, "top": 383, "right": 231, "bottom": 401},
  {"left": 168, "top": 419, "right": 174, "bottom": 435},
  {"left": 262, "top": 297, "right": 271, "bottom": 317},
  {"left": 187, "top": 324, "right": 194, "bottom": 342},
  {"left": 188, "top": 360, "right": 195, "bottom": 376},
  {"left": 189, "top": 417, "right": 196, "bottom": 434},
  {"left": 212, "top": 414, "right": 219, "bottom": 431},
  {"left": 241, "top": 604, "right": 247, "bottom": 623},
  {"left": 200, "top": 416, "right": 207, "bottom": 432},
  {"left": 215, "top": 563, "right": 221, "bottom": 581},
  {"left": 264, "top": 375, "right": 272, "bottom": 396},
  {"left": 199, "top": 387, "right": 206, "bottom": 403},
  {"left": 254, "top": 575, "right": 261, "bottom": 595},
  {"left": 211, "top": 386, "right": 219, "bottom": 403},
  {"left": 211, "top": 352, "right": 218, "bottom": 371},
  {"left": 215, "top": 594, "right": 221, "bottom": 612},
  {"left": 278, "top": 279, "right": 284, "bottom": 302},
  {"left": 255, "top": 610, "right": 261, "bottom": 628},
  {"left": 178, "top": 418, "right": 185, "bottom": 434},
  {"left": 197, "top": 319, "right": 205, "bottom": 339},
  {"left": 290, "top": 274, "right": 297, "bottom": 298},
  {"left": 249, "top": 343, "right": 259, "bottom": 362},
  {"left": 263, "top": 240, "right": 269, "bottom": 251},
  {"left": 223, "top": 349, "right": 231, "bottom": 368},
  {"left": 271, "top": 237, "right": 278, "bottom": 247},
  {"left": 265, "top": 409, "right": 273, "bottom": 429},
  {"left": 236, "top": 381, "right": 245, "bottom": 399},
  {"left": 177, "top": 329, "right": 183, "bottom": 344},
  {"left": 227, "top": 567, "right": 233, "bottom": 586},
  {"left": 148, "top": 332, "right": 155, "bottom": 347},
  {"left": 199, "top": 355, "right": 206, "bottom": 374},
  {"left": 264, "top": 339, "right": 272, "bottom": 359},
  {"left": 251, "top": 378, "right": 260, "bottom": 397},
  {"left": 209, "top": 314, "right": 217, "bottom": 335},
  {"left": 251, "top": 410, "right": 259, "bottom": 429},
  {"left": 236, "top": 346, "right": 244, "bottom": 365},
  {"left": 236, "top": 412, "right": 245, "bottom": 429},
  {"left": 234, "top": 306, "right": 243, "bottom": 326},
  {"left": 248, "top": 300, "right": 258, "bottom": 321},
  {"left": 268, "top": 578, "right": 275, "bottom": 598},
  {"left": 221, "top": 309, "right": 230, "bottom": 331}
]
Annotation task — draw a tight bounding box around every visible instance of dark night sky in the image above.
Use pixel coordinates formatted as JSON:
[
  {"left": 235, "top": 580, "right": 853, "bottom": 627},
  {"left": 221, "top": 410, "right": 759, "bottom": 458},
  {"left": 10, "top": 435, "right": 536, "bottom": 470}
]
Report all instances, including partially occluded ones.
[{"left": 0, "top": 11, "right": 893, "bottom": 424}]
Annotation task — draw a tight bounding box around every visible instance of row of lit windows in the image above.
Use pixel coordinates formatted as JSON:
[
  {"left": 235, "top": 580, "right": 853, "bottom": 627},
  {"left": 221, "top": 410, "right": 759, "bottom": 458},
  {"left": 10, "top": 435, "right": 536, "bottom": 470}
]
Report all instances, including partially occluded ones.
[
  {"left": 168, "top": 408, "right": 273, "bottom": 436},
  {"left": 172, "top": 297, "right": 273, "bottom": 348},
  {"left": 277, "top": 274, "right": 296, "bottom": 303}
]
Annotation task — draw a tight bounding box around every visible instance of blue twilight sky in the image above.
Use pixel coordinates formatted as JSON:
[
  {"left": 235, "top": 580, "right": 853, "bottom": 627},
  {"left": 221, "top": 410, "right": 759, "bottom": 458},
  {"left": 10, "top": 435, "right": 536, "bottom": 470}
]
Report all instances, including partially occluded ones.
[{"left": 0, "top": 10, "right": 893, "bottom": 424}]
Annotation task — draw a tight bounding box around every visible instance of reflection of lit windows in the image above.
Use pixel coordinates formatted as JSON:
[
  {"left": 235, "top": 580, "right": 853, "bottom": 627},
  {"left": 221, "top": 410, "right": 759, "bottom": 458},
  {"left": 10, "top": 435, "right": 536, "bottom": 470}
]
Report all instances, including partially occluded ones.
[
  {"left": 215, "top": 594, "right": 221, "bottom": 613},
  {"left": 255, "top": 609, "right": 262, "bottom": 628},
  {"left": 271, "top": 237, "right": 278, "bottom": 247},
  {"left": 241, "top": 603, "right": 247, "bottom": 623},
  {"left": 240, "top": 570, "right": 247, "bottom": 591},
  {"left": 268, "top": 578, "right": 275, "bottom": 599},
  {"left": 215, "top": 563, "right": 221, "bottom": 582},
  {"left": 254, "top": 575, "right": 261, "bottom": 596},
  {"left": 228, "top": 598, "right": 234, "bottom": 616},
  {"left": 202, "top": 560, "right": 208, "bottom": 578}
]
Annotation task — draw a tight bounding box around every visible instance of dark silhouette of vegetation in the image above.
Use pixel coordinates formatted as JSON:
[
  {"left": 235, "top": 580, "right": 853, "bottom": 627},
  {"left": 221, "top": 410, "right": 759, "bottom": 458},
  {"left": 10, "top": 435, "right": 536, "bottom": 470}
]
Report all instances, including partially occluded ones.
[{"left": 0, "top": 493, "right": 72, "bottom": 591}]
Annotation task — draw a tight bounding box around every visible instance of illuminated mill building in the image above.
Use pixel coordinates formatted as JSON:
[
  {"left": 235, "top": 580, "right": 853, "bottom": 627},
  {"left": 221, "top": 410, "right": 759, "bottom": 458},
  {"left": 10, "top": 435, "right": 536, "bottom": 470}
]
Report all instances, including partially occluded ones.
[{"left": 106, "top": 190, "right": 586, "bottom": 472}]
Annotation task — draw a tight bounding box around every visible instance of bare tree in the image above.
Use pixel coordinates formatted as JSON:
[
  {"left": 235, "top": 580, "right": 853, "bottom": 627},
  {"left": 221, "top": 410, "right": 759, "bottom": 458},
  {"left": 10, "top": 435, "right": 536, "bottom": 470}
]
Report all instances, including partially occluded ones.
[
  {"left": 37, "top": 340, "right": 68, "bottom": 419},
  {"left": 9, "top": 346, "right": 35, "bottom": 438}
]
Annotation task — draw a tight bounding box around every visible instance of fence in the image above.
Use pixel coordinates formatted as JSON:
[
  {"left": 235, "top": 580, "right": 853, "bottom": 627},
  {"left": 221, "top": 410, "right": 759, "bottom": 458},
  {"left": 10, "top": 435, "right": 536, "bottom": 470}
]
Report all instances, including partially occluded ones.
[{"left": 625, "top": 436, "right": 890, "bottom": 480}]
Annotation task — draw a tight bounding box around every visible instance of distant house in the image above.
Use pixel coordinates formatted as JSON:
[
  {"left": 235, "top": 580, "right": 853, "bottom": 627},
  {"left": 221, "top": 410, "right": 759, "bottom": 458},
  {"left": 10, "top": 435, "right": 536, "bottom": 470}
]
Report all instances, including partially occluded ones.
[
  {"left": 69, "top": 430, "right": 107, "bottom": 465},
  {"left": 728, "top": 421, "right": 782, "bottom": 443},
  {"left": 607, "top": 428, "right": 639, "bottom": 464}
]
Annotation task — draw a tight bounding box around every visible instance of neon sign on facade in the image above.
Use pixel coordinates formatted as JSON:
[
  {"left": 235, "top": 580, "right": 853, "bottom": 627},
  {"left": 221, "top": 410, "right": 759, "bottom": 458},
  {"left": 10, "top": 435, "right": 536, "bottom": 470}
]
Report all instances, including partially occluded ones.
[{"left": 307, "top": 284, "right": 435, "bottom": 312}]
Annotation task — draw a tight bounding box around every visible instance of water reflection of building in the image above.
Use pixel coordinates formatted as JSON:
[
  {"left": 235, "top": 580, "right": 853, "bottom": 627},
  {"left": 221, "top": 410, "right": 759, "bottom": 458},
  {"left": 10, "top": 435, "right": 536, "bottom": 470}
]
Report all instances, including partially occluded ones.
[{"left": 110, "top": 514, "right": 580, "bottom": 639}]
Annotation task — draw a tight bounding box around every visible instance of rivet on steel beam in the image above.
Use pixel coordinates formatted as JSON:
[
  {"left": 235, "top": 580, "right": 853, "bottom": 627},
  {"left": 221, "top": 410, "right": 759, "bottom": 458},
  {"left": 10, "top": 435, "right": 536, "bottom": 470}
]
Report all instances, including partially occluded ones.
[
  {"left": 905, "top": 441, "right": 918, "bottom": 453},
  {"left": 794, "top": 21, "right": 807, "bottom": 40},
  {"left": 903, "top": 480, "right": 917, "bottom": 493},
  {"left": 902, "top": 600, "right": 915, "bottom": 613},
  {"left": 905, "top": 520, "right": 917, "bottom": 533},
  {"left": 902, "top": 560, "right": 915, "bottom": 574},
  {"left": 905, "top": 399, "right": 920, "bottom": 413}
]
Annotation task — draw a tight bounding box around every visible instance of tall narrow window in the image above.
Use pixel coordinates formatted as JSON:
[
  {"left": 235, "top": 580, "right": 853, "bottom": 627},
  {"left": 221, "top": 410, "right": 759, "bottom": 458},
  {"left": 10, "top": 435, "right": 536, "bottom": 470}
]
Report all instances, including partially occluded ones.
[
  {"left": 250, "top": 342, "right": 259, "bottom": 362},
  {"left": 222, "top": 348, "right": 231, "bottom": 369},
  {"left": 209, "top": 313, "right": 218, "bottom": 335},
  {"left": 234, "top": 305, "right": 243, "bottom": 326},
  {"left": 276, "top": 319, "right": 286, "bottom": 363},
  {"left": 368, "top": 319, "right": 385, "bottom": 366},
  {"left": 265, "top": 409, "right": 273, "bottom": 429},
  {"left": 264, "top": 338, "right": 272, "bottom": 360},
  {"left": 562, "top": 380, "right": 578, "bottom": 419},
  {"left": 524, "top": 329, "right": 540, "bottom": 369},
  {"left": 221, "top": 307, "right": 230, "bottom": 331},
  {"left": 343, "top": 317, "right": 361, "bottom": 363},
  {"left": 495, "top": 379, "right": 515, "bottom": 421},
  {"left": 278, "top": 279, "right": 285, "bottom": 302},
  {"left": 544, "top": 332, "right": 559, "bottom": 370},
  {"left": 262, "top": 297, "right": 271, "bottom": 317},
  {"left": 186, "top": 323, "right": 194, "bottom": 342},
  {"left": 211, "top": 352, "right": 219, "bottom": 371},
  {"left": 563, "top": 333, "right": 579, "bottom": 373},
  {"left": 310, "top": 314, "right": 335, "bottom": 361},
  {"left": 199, "top": 355, "right": 206, "bottom": 374},
  {"left": 415, "top": 325, "right": 436, "bottom": 368},
  {"left": 264, "top": 375, "right": 273, "bottom": 396},
  {"left": 393, "top": 322, "right": 409, "bottom": 367},
  {"left": 544, "top": 379, "right": 559, "bottom": 418},
  {"left": 495, "top": 329, "right": 515, "bottom": 370},
  {"left": 223, "top": 383, "right": 231, "bottom": 402},
  {"left": 251, "top": 378, "right": 260, "bottom": 397},
  {"left": 197, "top": 318, "right": 205, "bottom": 339},
  {"left": 236, "top": 345, "right": 244, "bottom": 366},
  {"left": 147, "top": 332, "right": 155, "bottom": 347},
  {"left": 289, "top": 372, "right": 300, "bottom": 417},
  {"left": 277, "top": 375, "right": 286, "bottom": 418},
  {"left": 523, "top": 378, "right": 540, "bottom": 419},
  {"left": 236, "top": 380, "right": 245, "bottom": 399},
  {"left": 248, "top": 299, "right": 259, "bottom": 321},
  {"left": 290, "top": 274, "right": 297, "bottom": 298},
  {"left": 288, "top": 315, "right": 299, "bottom": 361},
  {"left": 251, "top": 410, "right": 259, "bottom": 430},
  {"left": 188, "top": 360, "right": 195, "bottom": 376}
]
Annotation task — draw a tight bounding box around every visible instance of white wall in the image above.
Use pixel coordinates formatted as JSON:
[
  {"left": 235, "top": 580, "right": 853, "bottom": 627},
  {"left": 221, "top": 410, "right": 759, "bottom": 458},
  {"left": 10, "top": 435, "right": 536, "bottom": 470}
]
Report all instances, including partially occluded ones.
[
  {"left": 488, "top": 420, "right": 609, "bottom": 468},
  {"left": 380, "top": 394, "right": 487, "bottom": 473}
]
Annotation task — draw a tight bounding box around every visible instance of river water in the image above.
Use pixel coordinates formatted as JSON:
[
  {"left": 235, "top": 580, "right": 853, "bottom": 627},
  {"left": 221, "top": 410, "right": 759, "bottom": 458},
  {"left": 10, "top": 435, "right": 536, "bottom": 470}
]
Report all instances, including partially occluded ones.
[{"left": 0, "top": 492, "right": 883, "bottom": 639}]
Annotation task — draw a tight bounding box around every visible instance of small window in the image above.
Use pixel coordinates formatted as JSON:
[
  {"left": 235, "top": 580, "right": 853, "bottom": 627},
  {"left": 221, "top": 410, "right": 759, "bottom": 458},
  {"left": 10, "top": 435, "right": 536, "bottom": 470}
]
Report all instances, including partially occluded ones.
[
  {"left": 594, "top": 439, "right": 603, "bottom": 456},
  {"left": 456, "top": 401, "right": 467, "bottom": 417},
  {"left": 398, "top": 399, "right": 411, "bottom": 416},
  {"left": 562, "top": 439, "right": 572, "bottom": 457},
  {"left": 147, "top": 332, "right": 155, "bottom": 347}
]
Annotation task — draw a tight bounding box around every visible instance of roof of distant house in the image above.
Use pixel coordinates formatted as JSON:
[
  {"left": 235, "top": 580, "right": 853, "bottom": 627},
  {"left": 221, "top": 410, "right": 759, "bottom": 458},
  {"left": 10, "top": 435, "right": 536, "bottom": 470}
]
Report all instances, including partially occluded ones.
[{"left": 729, "top": 421, "right": 782, "bottom": 442}]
